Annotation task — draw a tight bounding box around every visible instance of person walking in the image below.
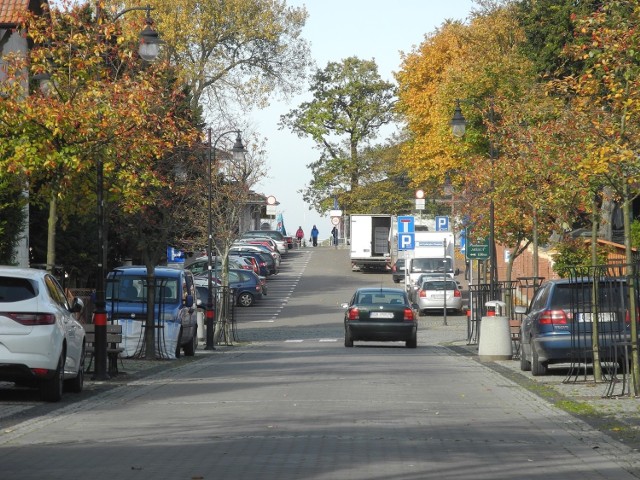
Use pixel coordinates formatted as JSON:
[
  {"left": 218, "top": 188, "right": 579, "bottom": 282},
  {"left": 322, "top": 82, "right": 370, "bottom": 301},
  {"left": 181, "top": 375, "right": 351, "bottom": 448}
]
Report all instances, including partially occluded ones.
[
  {"left": 310, "top": 225, "right": 319, "bottom": 247},
  {"left": 331, "top": 226, "right": 338, "bottom": 247},
  {"left": 295, "top": 226, "right": 304, "bottom": 248}
]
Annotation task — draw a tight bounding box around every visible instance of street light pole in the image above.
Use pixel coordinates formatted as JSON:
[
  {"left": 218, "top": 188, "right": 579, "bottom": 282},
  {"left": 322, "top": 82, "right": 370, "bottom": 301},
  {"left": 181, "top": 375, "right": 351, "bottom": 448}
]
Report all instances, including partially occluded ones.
[
  {"left": 205, "top": 129, "right": 247, "bottom": 350},
  {"left": 92, "top": 5, "right": 161, "bottom": 380},
  {"left": 450, "top": 99, "right": 498, "bottom": 301}
]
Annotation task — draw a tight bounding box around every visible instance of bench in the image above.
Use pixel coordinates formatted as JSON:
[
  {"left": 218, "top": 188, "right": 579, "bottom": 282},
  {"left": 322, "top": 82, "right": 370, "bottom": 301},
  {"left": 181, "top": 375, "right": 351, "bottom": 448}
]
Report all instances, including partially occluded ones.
[
  {"left": 509, "top": 319, "right": 521, "bottom": 358},
  {"left": 83, "top": 323, "right": 125, "bottom": 375}
]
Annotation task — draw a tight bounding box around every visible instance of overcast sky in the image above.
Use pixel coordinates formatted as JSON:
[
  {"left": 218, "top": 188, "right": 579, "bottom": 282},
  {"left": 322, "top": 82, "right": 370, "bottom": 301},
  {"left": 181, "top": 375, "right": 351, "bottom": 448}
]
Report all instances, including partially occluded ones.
[{"left": 251, "top": 0, "right": 477, "bottom": 239}]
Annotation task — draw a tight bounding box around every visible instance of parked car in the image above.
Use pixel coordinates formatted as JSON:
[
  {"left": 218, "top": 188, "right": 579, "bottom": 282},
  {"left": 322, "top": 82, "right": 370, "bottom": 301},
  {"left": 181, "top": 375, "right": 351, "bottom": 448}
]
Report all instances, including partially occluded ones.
[
  {"left": 416, "top": 279, "right": 463, "bottom": 315},
  {"left": 186, "top": 255, "right": 252, "bottom": 276},
  {"left": 0, "top": 267, "right": 86, "bottom": 401},
  {"left": 391, "top": 258, "right": 406, "bottom": 283},
  {"left": 516, "top": 277, "right": 630, "bottom": 376},
  {"left": 195, "top": 269, "right": 264, "bottom": 307},
  {"left": 408, "top": 272, "right": 460, "bottom": 302},
  {"left": 342, "top": 287, "right": 418, "bottom": 348},
  {"left": 106, "top": 266, "right": 198, "bottom": 358},
  {"left": 232, "top": 245, "right": 278, "bottom": 274},
  {"left": 284, "top": 235, "right": 294, "bottom": 249},
  {"left": 240, "top": 230, "right": 288, "bottom": 256},
  {"left": 229, "top": 249, "right": 272, "bottom": 277}
]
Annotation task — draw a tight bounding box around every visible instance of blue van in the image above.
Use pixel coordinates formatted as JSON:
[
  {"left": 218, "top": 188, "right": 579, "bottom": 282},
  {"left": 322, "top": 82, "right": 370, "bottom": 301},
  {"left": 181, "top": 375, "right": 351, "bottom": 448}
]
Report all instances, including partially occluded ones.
[{"left": 106, "top": 266, "right": 198, "bottom": 357}]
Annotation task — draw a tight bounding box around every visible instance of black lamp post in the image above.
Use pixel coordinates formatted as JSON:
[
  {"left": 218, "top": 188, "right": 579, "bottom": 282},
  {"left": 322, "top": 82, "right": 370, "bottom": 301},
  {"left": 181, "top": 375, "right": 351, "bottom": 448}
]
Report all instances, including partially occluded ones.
[
  {"left": 450, "top": 99, "right": 498, "bottom": 301},
  {"left": 205, "top": 129, "right": 247, "bottom": 350},
  {"left": 93, "top": 6, "right": 161, "bottom": 380}
]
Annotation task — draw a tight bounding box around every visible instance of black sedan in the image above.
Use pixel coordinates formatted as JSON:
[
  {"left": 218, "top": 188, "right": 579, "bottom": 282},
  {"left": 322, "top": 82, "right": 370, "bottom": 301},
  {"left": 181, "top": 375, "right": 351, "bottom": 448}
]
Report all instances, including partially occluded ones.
[{"left": 342, "top": 287, "right": 418, "bottom": 348}]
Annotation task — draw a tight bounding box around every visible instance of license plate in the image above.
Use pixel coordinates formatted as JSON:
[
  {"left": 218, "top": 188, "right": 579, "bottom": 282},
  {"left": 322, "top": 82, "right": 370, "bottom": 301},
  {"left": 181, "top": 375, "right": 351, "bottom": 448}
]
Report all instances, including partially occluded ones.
[
  {"left": 577, "top": 312, "right": 615, "bottom": 323},
  {"left": 370, "top": 311, "right": 394, "bottom": 319}
]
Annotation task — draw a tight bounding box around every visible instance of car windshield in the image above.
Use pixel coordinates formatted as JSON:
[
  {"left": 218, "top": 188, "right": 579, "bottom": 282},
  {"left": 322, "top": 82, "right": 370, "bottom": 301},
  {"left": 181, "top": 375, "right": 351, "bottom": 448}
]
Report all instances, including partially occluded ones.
[
  {"left": 550, "top": 281, "right": 626, "bottom": 310},
  {"left": 106, "top": 275, "right": 179, "bottom": 303},
  {"left": 412, "top": 258, "right": 452, "bottom": 272},
  {"left": 0, "top": 276, "right": 37, "bottom": 302},
  {"left": 357, "top": 292, "right": 405, "bottom": 305},
  {"left": 422, "top": 281, "right": 457, "bottom": 291}
]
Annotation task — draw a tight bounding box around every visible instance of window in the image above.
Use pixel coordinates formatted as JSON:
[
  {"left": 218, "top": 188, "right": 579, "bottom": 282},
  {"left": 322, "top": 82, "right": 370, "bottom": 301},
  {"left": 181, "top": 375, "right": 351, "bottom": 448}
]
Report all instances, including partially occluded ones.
[{"left": 0, "top": 277, "right": 37, "bottom": 302}]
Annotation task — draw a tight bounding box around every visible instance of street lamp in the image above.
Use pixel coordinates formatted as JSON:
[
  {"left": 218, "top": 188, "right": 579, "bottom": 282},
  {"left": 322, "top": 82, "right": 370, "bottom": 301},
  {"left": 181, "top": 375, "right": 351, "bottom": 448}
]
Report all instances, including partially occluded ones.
[
  {"left": 450, "top": 99, "right": 498, "bottom": 301},
  {"left": 93, "top": 6, "right": 161, "bottom": 380},
  {"left": 205, "top": 129, "right": 247, "bottom": 350}
]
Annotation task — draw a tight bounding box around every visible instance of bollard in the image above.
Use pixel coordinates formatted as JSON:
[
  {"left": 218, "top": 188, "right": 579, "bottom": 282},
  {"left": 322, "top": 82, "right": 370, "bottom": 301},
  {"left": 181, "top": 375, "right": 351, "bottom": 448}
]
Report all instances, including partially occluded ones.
[{"left": 478, "top": 300, "right": 512, "bottom": 361}]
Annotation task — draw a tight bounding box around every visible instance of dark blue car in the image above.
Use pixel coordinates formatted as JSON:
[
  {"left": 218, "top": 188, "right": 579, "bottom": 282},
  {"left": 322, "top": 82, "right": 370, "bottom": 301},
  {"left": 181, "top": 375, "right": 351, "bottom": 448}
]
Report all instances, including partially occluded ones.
[
  {"left": 517, "top": 278, "right": 630, "bottom": 376},
  {"left": 195, "top": 269, "right": 264, "bottom": 307}
]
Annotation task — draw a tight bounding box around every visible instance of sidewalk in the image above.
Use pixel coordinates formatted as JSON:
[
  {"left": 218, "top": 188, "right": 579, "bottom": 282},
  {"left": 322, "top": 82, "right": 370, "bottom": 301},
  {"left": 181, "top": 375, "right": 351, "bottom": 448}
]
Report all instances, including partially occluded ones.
[{"left": 420, "top": 314, "right": 640, "bottom": 451}]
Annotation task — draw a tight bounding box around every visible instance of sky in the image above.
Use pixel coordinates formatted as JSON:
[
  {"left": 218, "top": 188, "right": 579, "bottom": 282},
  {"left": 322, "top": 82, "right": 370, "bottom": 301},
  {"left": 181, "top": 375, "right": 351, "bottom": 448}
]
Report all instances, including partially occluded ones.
[{"left": 251, "top": 0, "right": 478, "bottom": 240}]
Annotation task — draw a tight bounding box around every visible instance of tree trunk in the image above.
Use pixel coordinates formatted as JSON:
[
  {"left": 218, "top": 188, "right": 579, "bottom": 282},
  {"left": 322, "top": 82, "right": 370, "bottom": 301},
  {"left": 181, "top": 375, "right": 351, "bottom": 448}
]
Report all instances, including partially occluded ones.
[
  {"left": 591, "top": 193, "right": 602, "bottom": 382},
  {"left": 46, "top": 194, "right": 57, "bottom": 272}
]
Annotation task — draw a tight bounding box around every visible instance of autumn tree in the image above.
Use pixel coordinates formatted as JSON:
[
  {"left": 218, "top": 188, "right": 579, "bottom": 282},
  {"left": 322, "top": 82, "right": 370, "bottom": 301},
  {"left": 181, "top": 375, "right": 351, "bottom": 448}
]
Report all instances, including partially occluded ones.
[
  {"left": 280, "top": 57, "right": 397, "bottom": 215},
  {"left": 396, "top": 2, "right": 588, "bottom": 288},
  {"left": 139, "top": 0, "right": 312, "bottom": 119},
  {"left": 552, "top": 0, "right": 640, "bottom": 392},
  {"left": 0, "top": 3, "right": 198, "bottom": 275}
]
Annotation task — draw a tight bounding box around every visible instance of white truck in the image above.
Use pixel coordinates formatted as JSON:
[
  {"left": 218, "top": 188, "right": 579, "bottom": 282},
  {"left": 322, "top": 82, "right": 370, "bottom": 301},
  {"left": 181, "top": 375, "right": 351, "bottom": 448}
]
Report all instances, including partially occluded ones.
[
  {"left": 349, "top": 214, "right": 394, "bottom": 271},
  {"left": 407, "top": 231, "right": 457, "bottom": 287}
]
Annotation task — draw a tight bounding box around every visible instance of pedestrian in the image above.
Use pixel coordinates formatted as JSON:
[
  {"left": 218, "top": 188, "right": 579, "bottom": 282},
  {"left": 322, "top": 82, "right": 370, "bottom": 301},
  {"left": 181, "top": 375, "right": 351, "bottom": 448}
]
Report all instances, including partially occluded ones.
[
  {"left": 310, "top": 225, "right": 319, "bottom": 247},
  {"left": 295, "top": 226, "right": 304, "bottom": 248},
  {"left": 331, "top": 226, "right": 338, "bottom": 247}
]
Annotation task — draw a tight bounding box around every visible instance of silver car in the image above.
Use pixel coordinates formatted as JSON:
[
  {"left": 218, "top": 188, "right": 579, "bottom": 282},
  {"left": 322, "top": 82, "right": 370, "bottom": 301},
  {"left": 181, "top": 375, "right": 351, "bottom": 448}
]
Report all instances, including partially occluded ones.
[
  {"left": 0, "top": 267, "right": 85, "bottom": 401},
  {"left": 416, "top": 279, "right": 463, "bottom": 315}
]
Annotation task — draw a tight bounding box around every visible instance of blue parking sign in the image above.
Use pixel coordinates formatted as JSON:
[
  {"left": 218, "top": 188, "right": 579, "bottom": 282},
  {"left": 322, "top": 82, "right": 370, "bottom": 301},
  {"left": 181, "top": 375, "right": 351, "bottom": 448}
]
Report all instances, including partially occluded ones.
[
  {"left": 398, "top": 233, "right": 414, "bottom": 251},
  {"left": 435, "top": 216, "right": 449, "bottom": 231}
]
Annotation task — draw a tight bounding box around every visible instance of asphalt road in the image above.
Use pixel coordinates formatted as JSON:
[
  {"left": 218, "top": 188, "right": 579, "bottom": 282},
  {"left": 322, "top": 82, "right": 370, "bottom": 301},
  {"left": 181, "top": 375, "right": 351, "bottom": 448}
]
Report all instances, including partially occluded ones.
[{"left": 1, "top": 247, "right": 640, "bottom": 479}]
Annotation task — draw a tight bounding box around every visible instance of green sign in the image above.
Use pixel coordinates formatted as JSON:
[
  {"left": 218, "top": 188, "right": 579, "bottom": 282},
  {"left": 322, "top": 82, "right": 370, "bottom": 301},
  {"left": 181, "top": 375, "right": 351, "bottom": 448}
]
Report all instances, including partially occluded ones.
[{"left": 466, "top": 241, "right": 490, "bottom": 260}]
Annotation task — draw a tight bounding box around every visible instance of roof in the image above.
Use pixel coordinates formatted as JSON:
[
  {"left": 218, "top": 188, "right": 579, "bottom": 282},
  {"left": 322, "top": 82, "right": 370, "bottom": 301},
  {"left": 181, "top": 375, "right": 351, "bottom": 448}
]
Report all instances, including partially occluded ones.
[{"left": 0, "top": 0, "right": 44, "bottom": 27}]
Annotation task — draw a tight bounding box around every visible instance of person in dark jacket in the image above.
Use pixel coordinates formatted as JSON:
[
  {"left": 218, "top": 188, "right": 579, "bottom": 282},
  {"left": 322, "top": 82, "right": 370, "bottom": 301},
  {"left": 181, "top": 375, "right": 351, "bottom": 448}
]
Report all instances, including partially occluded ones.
[{"left": 310, "top": 225, "right": 319, "bottom": 247}]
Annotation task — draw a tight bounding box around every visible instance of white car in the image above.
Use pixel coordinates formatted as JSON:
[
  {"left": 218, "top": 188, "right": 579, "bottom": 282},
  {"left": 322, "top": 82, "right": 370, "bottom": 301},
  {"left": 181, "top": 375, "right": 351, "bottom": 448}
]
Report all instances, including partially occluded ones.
[
  {"left": 0, "top": 267, "right": 85, "bottom": 401},
  {"left": 416, "top": 278, "right": 463, "bottom": 315}
]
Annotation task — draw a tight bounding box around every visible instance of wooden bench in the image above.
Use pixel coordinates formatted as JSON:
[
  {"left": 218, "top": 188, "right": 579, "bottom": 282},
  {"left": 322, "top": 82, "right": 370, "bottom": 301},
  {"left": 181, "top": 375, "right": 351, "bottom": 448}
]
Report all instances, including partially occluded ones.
[
  {"left": 83, "top": 323, "right": 125, "bottom": 375},
  {"left": 509, "top": 319, "right": 521, "bottom": 358}
]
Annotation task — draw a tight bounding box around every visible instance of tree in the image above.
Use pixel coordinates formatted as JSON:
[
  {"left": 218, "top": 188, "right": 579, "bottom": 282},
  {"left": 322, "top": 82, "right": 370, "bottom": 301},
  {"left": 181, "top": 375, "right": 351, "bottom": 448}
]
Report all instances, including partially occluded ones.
[
  {"left": 144, "top": 0, "right": 312, "bottom": 118},
  {"left": 551, "top": 0, "right": 640, "bottom": 392},
  {"left": 0, "top": 177, "right": 27, "bottom": 265},
  {"left": 515, "top": 0, "right": 601, "bottom": 78},
  {"left": 395, "top": 2, "right": 589, "bottom": 290},
  {"left": 0, "top": 2, "right": 199, "bottom": 276},
  {"left": 280, "top": 57, "right": 397, "bottom": 215}
]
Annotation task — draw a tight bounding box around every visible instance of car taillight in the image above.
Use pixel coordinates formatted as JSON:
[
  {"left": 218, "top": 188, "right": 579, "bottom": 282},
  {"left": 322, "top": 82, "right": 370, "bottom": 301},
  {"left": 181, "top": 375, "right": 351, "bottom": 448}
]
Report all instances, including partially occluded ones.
[
  {"left": 403, "top": 308, "right": 415, "bottom": 321},
  {"left": 348, "top": 308, "right": 360, "bottom": 320},
  {"left": 454, "top": 290, "right": 461, "bottom": 297},
  {"left": 4, "top": 312, "right": 56, "bottom": 325},
  {"left": 539, "top": 309, "right": 567, "bottom": 325},
  {"left": 418, "top": 290, "right": 426, "bottom": 298}
]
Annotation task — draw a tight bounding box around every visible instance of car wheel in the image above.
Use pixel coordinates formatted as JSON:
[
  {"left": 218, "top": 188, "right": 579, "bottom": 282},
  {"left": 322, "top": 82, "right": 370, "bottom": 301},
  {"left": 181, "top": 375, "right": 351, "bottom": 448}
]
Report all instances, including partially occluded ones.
[
  {"left": 519, "top": 343, "right": 531, "bottom": 371},
  {"left": 406, "top": 331, "right": 417, "bottom": 348},
  {"left": 184, "top": 328, "right": 196, "bottom": 357},
  {"left": 65, "top": 346, "right": 85, "bottom": 393},
  {"left": 344, "top": 327, "right": 353, "bottom": 347},
  {"left": 41, "top": 352, "right": 64, "bottom": 402},
  {"left": 418, "top": 309, "right": 425, "bottom": 317},
  {"left": 531, "top": 341, "right": 548, "bottom": 376},
  {"left": 237, "top": 292, "right": 254, "bottom": 307}
]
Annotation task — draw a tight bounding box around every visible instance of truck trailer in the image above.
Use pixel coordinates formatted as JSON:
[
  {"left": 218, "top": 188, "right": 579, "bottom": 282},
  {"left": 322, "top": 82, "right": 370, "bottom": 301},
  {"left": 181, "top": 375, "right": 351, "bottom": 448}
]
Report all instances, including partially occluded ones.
[{"left": 349, "top": 214, "right": 394, "bottom": 271}]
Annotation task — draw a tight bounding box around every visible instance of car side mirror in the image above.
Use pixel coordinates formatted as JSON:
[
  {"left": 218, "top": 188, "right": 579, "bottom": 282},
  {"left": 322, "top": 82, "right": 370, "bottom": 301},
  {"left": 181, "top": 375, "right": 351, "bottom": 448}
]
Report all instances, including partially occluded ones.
[
  {"left": 184, "top": 294, "right": 194, "bottom": 308},
  {"left": 70, "top": 297, "right": 84, "bottom": 313}
]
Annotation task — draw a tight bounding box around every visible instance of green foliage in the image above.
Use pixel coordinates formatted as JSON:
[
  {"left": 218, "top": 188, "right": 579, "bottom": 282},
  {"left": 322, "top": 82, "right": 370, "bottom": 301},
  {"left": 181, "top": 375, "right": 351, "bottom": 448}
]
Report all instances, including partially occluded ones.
[
  {"left": 0, "top": 175, "right": 27, "bottom": 264},
  {"left": 552, "top": 237, "right": 609, "bottom": 278},
  {"left": 515, "top": 0, "right": 601, "bottom": 78},
  {"left": 281, "top": 57, "right": 398, "bottom": 215},
  {"left": 631, "top": 219, "right": 640, "bottom": 250}
]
